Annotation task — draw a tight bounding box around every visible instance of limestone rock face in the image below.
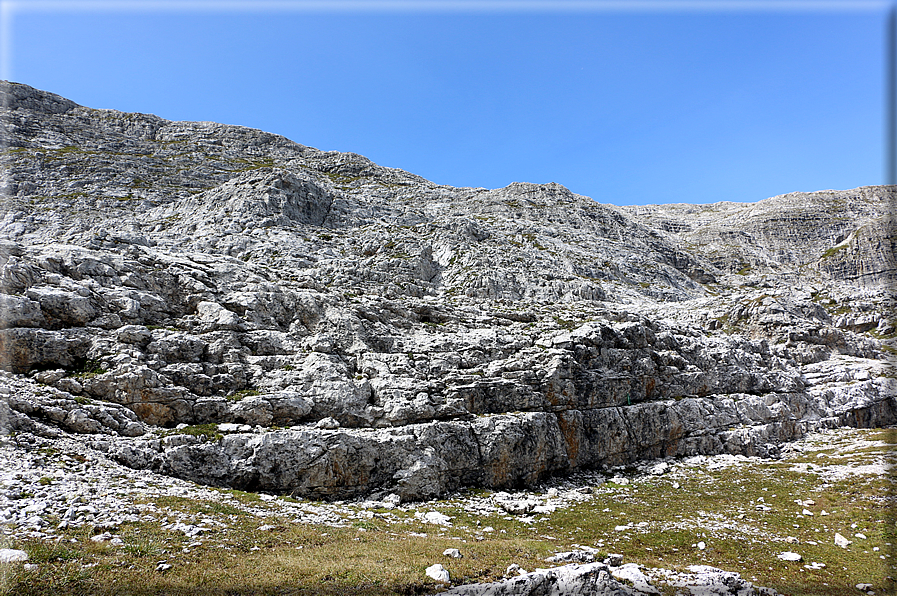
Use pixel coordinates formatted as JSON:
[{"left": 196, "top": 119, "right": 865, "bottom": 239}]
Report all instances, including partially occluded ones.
[
  {"left": 1, "top": 81, "right": 894, "bottom": 501},
  {"left": 621, "top": 189, "right": 896, "bottom": 287}
]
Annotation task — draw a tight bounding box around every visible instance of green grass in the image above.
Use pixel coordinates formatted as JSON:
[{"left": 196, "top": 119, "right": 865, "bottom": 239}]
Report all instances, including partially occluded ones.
[
  {"left": 820, "top": 243, "right": 849, "bottom": 259},
  {"left": 227, "top": 389, "right": 260, "bottom": 402},
  {"left": 69, "top": 358, "right": 107, "bottom": 379}
]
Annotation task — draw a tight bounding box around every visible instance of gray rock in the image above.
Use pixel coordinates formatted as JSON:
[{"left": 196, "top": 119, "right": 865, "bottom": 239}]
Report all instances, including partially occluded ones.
[
  {"left": 0, "top": 328, "right": 91, "bottom": 372},
  {"left": 425, "top": 563, "right": 450, "bottom": 583},
  {"left": 229, "top": 396, "right": 273, "bottom": 427},
  {"left": 0, "top": 294, "right": 44, "bottom": 328},
  {"left": 0, "top": 549, "right": 29, "bottom": 563},
  {"left": 444, "top": 563, "right": 636, "bottom": 595},
  {"left": 25, "top": 286, "right": 95, "bottom": 326},
  {"left": 0, "top": 81, "right": 894, "bottom": 506},
  {"left": 604, "top": 554, "right": 624, "bottom": 567},
  {"left": 545, "top": 551, "right": 596, "bottom": 564},
  {"left": 117, "top": 325, "right": 152, "bottom": 345}
]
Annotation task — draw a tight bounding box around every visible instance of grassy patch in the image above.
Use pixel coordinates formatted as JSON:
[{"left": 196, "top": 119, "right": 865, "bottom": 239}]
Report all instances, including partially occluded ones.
[
  {"left": 69, "top": 359, "right": 107, "bottom": 380},
  {"left": 227, "top": 389, "right": 260, "bottom": 402},
  {"left": 820, "top": 243, "right": 849, "bottom": 260}
]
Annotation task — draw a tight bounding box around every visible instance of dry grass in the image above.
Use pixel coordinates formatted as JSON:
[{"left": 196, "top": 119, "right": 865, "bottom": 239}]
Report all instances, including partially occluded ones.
[{"left": 2, "top": 427, "right": 895, "bottom": 596}]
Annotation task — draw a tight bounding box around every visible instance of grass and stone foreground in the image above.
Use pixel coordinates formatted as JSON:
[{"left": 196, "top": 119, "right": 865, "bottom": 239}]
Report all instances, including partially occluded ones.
[{"left": 0, "top": 423, "right": 893, "bottom": 596}]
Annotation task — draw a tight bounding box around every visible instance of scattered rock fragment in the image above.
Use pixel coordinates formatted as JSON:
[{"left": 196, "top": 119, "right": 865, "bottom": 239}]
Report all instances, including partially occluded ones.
[
  {"left": 418, "top": 511, "right": 452, "bottom": 526},
  {"left": 604, "top": 553, "right": 624, "bottom": 567},
  {"left": 545, "top": 550, "right": 595, "bottom": 564},
  {"left": 0, "top": 549, "right": 29, "bottom": 563},
  {"left": 425, "top": 563, "right": 450, "bottom": 583},
  {"left": 90, "top": 532, "right": 113, "bottom": 542},
  {"left": 611, "top": 563, "right": 659, "bottom": 594}
]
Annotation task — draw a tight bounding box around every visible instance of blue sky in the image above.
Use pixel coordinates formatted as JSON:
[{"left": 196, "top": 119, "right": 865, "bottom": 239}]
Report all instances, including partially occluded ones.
[{"left": 2, "top": 0, "right": 893, "bottom": 205}]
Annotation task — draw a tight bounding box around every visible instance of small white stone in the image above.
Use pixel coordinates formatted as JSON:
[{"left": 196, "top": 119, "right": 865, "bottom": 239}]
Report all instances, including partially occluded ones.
[
  {"left": 425, "top": 563, "right": 450, "bottom": 583},
  {"left": 90, "top": 532, "right": 112, "bottom": 542},
  {"left": 777, "top": 552, "right": 802, "bottom": 562},
  {"left": 854, "top": 533, "right": 867, "bottom": 539},
  {"left": 0, "top": 549, "right": 29, "bottom": 563},
  {"left": 421, "top": 511, "right": 452, "bottom": 526},
  {"left": 649, "top": 462, "right": 669, "bottom": 475},
  {"left": 835, "top": 533, "right": 852, "bottom": 548},
  {"left": 697, "top": 541, "right": 706, "bottom": 550},
  {"left": 443, "top": 548, "right": 462, "bottom": 558},
  {"left": 156, "top": 563, "right": 173, "bottom": 572}
]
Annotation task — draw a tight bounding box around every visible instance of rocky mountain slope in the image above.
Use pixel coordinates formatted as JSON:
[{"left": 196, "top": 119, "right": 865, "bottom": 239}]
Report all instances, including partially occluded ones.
[{"left": 0, "top": 81, "right": 894, "bottom": 504}]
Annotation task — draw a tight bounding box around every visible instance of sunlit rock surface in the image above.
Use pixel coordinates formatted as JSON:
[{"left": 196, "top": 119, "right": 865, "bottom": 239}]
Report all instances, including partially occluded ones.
[{"left": 1, "top": 81, "right": 894, "bottom": 501}]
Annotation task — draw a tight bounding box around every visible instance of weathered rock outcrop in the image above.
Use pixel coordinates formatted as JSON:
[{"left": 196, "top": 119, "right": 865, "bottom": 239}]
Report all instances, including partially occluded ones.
[
  {"left": 621, "top": 188, "right": 896, "bottom": 286},
  {"left": 1, "top": 81, "right": 894, "bottom": 501},
  {"left": 442, "top": 562, "right": 780, "bottom": 596}
]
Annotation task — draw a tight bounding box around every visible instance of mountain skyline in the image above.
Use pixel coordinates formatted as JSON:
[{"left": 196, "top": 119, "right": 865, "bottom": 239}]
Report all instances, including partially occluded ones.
[{"left": 2, "top": 0, "right": 892, "bottom": 205}]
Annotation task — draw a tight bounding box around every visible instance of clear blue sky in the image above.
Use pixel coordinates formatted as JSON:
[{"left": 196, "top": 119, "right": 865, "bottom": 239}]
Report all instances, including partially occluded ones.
[{"left": 2, "top": 1, "right": 893, "bottom": 205}]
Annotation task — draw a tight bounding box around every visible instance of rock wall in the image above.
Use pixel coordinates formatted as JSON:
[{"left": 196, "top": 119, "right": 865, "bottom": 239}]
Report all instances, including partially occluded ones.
[{"left": 1, "top": 81, "right": 894, "bottom": 501}]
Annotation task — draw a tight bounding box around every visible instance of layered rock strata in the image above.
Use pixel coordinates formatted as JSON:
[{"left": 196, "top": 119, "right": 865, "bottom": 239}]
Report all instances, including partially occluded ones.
[{"left": 1, "top": 81, "right": 894, "bottom": 501}]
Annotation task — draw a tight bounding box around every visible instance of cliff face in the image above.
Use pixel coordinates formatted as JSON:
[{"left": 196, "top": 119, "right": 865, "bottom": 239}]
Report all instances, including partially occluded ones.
[
  {"left": 1, "top": 81, "right": 894, "bottom": 500},
  {"left": 621, "top": 188, "right": 895, "bottom": 286}
]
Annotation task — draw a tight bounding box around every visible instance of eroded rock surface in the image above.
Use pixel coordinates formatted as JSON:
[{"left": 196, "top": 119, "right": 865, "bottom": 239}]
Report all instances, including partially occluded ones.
[{"left": 0, "top": 81, "right": 894, "bottom": 502}]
